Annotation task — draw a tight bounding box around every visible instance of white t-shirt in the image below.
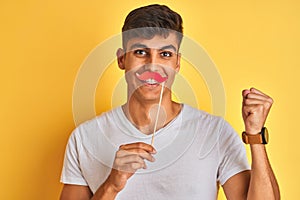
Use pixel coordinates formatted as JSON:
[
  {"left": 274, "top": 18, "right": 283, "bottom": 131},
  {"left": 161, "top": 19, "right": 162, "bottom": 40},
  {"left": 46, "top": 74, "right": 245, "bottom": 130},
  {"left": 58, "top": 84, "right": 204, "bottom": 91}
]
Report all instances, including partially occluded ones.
[{"left": 61, "top": 104, "right": 250, "bottom": 199}]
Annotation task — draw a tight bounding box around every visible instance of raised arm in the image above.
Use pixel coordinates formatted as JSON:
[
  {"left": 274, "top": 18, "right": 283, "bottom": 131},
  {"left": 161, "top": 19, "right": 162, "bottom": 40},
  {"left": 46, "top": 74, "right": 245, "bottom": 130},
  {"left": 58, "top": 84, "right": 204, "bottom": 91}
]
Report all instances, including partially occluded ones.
[{"left": 223, "top": 88, "right": 280, "bottom": 200}]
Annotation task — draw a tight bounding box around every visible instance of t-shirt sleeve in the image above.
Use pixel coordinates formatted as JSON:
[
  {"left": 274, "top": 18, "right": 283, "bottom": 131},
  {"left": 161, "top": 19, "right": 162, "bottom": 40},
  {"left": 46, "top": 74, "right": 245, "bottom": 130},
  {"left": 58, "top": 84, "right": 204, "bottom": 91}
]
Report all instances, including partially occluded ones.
[
  {"left": 217, "top": 120, "right": 250, "bottom": 185},
  {"left": 60, "top": 129, "right": 88, "bottom": 186}
]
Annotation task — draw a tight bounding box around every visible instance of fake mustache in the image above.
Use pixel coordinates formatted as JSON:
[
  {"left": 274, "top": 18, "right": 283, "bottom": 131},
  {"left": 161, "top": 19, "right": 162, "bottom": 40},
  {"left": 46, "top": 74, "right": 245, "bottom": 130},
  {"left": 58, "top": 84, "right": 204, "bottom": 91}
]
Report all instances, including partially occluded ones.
[{"left": 136, "top": 71, "right": 168, "bottom": 83}]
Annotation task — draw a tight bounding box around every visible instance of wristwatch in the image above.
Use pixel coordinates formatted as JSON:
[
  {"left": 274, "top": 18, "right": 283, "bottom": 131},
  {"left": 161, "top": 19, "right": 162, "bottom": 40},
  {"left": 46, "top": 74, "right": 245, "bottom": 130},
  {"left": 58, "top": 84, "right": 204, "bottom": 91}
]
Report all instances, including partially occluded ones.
[{"left": 242, "top": 127, "right": 269, "bottom": 144}]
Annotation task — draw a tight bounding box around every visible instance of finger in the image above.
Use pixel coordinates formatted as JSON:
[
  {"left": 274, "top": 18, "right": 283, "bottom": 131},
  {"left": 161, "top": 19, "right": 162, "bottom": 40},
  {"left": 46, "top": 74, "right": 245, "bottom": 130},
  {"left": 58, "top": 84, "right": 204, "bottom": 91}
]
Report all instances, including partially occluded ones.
[
  {"left": 245, "top": 92, "right": 267, "bottom": 100},
  {"left": 115, "top": 154, "right": 146, "bottom": 167},
  {"left": 243, "top": 88, "right": 273, "bottom": 104},
  {"left": 243, "top": 98, "right": 266, "bottom": 106},
  {"left": 119, "top": 142, "right": 156, "bottom": 153},
  {"left": 250, "top": 87, "right": 266, "bottom": 95},
  {"left": 243, "top": 88, "right": 267, "bottom": 98},
  {"left": 119, "top": 142, "right": 156, "bottom": 154},
  {"left": 243, "top": 104, "right": 264, "bottom": 113},
  {"left": 120, "top": 162, "right": 146, "bottom": 173},
  {"left": 250, "top": 88, "right": 273, "bottom": 100},
  {"left": 242, "top": 89, "right": 250, "bottom": 98},
  {"left": 115, "top": 154, "right": 150, "bottom": 172},
  {"left": 243, "top": 99, "right": 272, "bottom": 113},
  {"left": 116, "top": 149, "right": 155, "bottom": 162},
  {"left": 247, "top": 92, "right": 273, "bottom": 104},
  {"left": 244, "top": 92, "right": 270, "bottom": 102}
]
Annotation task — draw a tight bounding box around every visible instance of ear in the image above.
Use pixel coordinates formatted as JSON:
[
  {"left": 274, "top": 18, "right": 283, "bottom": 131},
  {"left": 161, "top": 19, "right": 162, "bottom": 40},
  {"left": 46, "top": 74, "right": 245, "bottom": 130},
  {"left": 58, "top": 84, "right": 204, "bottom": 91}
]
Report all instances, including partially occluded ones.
[
  {"left": 116, "top": 48, "right": 125, "bottom": 70},
  {"left": 175, "top": 53, "right": 181, "bottom": 73}
]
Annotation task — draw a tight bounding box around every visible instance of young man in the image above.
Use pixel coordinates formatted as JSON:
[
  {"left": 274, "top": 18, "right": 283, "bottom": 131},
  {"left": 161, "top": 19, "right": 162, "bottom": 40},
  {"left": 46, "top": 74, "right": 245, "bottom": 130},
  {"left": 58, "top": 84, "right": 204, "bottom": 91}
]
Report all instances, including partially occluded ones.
[{"left": 60, "top": 4, "right": 280, "bottom": 200}]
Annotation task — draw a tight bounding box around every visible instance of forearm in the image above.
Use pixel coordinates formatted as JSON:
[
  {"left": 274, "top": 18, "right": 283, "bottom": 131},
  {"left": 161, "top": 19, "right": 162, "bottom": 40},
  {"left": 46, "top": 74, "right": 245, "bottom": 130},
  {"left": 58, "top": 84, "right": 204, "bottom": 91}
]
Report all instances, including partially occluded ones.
[
  {"left": 247, "top": 144, "right": 280, "bottom": 200},
  {"left": 91, "top": 179, "right": 119, "bottom": 200}
]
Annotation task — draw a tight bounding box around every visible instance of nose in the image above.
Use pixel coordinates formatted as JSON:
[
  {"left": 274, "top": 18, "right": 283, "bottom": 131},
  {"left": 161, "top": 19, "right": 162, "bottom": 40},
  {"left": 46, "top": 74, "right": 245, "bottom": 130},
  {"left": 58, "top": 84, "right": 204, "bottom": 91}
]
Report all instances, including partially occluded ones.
[
  {"left": 145, "top": 49, "right": 162, "bottom": 71},
  {"left": 144, "top": 63, "right": 157, "bottom": 72},
  {"left": 148, "top": 49, "right": 158, "bottom": 64}
]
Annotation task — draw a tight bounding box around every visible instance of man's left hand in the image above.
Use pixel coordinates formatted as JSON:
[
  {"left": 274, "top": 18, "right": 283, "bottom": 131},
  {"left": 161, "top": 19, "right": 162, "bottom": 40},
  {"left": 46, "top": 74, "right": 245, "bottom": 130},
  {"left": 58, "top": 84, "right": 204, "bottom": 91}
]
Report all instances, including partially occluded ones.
[{"left": 242, "top": 88, "right": 273, "bottom": 135}]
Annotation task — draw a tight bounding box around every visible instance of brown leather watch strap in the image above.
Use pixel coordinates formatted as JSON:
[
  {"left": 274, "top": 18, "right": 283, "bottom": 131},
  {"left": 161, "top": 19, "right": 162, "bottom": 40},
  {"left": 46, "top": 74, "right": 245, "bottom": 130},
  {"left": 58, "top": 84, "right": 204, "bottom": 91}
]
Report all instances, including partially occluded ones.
[{"left": 242, "top": 132, "right": 263, "bottom": 144}]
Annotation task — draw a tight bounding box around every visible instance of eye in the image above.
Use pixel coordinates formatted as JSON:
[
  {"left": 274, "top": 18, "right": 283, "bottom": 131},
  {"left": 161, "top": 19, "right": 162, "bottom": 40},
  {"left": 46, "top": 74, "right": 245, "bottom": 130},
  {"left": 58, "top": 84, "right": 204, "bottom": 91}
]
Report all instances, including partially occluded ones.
[
  {"left": 160, "top": 51, "right": 173, "bottom": 57},
  {"left": 134, "top": 49, "right": 147, "bottom": 56}
]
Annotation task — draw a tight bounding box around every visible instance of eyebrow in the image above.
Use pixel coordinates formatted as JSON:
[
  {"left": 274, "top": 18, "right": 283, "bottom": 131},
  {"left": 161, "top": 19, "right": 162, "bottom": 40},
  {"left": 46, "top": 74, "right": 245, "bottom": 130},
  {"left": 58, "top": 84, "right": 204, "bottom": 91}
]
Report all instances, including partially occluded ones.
[
  {"left": 128, "top": 43, "right": 178, "bottom": 52},
  {"left": 128, "top": 43, "right": 148, "bottom": 51},
  {"left": 160, "top": 45, "right": 177, "bottom": 52}
]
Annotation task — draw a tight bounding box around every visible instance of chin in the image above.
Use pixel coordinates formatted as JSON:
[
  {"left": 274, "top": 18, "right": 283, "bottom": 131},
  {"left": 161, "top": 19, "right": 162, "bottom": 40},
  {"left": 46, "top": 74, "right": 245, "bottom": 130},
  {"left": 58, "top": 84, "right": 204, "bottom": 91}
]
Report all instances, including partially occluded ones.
[{"left": 133, "top": 89, "right": 162, "bottom": 103}]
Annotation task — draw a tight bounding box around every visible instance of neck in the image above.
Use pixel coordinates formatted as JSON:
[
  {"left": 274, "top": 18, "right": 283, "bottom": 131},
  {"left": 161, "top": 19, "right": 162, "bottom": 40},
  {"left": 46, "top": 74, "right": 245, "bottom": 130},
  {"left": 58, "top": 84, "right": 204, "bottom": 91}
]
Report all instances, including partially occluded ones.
[{"left": 122, "top": 91, "right": 181, "bottom": 135}]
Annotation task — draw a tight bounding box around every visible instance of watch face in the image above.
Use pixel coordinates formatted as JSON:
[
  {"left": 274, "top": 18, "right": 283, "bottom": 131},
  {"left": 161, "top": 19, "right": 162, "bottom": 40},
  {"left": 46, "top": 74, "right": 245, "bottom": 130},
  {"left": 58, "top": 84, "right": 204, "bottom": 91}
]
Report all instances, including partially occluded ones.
[{"left": 262, "top": 127, "right": 269, "bottom": 144}]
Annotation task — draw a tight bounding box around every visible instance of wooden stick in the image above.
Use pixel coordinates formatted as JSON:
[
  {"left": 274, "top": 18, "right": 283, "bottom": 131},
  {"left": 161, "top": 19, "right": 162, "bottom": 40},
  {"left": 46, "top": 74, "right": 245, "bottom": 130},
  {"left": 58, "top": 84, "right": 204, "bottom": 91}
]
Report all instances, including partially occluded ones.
[{"left": 151, "top": 82, "right": 164, "bottom": 146}]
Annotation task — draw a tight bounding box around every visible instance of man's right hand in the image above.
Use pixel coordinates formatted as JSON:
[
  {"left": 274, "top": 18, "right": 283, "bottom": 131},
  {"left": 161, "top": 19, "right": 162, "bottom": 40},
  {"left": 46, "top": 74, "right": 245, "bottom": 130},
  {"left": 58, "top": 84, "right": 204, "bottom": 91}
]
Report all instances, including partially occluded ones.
[
  {"left": 60, "top": 142, "right": 156, "bottom": 200},
  {"left": 106, "top": 142, "right": 156, "bottom": 193}
]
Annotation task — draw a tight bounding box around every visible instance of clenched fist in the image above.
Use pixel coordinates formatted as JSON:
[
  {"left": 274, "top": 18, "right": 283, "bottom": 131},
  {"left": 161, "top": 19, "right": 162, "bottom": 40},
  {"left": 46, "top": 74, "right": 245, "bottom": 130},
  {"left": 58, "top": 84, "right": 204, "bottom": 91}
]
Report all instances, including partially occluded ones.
[
  {"left": 106, "top": 142, "right": 156, "bottom": 193},
  {"left": 242, "top": 88, "right": 273, "bottom": 135}
]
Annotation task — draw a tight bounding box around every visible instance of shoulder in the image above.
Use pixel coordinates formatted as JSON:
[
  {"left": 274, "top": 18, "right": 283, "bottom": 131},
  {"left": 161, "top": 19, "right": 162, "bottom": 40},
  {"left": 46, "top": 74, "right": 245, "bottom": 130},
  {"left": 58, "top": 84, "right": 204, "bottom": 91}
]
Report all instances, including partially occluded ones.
[
  {"left": 181, "top": 104, "right": 225, "bottom": 127},
  {"left": 181, "top": 104, "right": 240, "bottom": 148},
  {"left": 70, "top": 107, "right": 121, "bottom": 140},
  {"left": 181, "top": 104, "right": 239, "bottom": 159}
]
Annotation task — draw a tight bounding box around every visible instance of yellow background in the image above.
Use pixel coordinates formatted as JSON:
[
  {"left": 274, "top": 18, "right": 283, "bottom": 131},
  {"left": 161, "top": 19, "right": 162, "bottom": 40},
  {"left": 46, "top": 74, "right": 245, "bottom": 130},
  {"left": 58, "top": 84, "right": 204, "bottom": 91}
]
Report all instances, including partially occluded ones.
[{"left": 1, "top": 0, "right": 299, "bottom": 199}]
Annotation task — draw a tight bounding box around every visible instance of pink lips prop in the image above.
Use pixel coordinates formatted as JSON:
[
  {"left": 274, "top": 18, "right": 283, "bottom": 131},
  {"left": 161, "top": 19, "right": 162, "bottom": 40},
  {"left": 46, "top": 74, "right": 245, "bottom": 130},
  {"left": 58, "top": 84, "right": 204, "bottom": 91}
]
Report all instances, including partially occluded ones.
[{"left": 136, "top": 71, "right": 168, "bottom": 83}]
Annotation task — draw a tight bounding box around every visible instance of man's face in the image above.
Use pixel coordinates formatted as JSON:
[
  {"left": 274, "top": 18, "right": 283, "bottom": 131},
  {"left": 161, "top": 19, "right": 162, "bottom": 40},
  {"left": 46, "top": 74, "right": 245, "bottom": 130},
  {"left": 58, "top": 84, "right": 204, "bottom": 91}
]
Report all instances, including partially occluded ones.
[{"left": 117, "top": 32, "right": 181, "bottom": 102}]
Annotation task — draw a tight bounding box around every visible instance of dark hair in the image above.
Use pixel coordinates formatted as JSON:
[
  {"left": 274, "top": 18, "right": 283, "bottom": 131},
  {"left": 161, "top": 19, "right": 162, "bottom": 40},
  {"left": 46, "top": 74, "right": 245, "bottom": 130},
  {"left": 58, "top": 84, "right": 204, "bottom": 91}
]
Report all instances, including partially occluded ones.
[{"left": 122, "top": 4, "right": 183, "bottom": 49}]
